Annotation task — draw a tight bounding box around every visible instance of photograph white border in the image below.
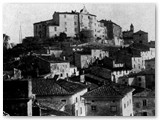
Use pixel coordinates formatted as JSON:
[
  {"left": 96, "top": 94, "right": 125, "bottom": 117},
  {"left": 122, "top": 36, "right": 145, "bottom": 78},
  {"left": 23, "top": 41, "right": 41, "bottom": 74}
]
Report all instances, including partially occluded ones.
[{"left": 0, "top": 0, "right": 159, "bottom": 119}]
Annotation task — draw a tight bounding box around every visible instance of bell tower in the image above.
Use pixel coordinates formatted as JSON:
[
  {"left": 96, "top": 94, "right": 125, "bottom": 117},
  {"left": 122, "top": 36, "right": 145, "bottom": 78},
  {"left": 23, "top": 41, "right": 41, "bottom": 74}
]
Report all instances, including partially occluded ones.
[{"left": 130, "top": 23, "right": 134, "bottom": 32}]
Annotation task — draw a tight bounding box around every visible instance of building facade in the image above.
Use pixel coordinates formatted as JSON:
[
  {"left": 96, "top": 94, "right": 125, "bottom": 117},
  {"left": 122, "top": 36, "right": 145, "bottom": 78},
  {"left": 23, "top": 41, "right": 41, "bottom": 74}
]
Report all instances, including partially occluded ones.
[
  {"left": 133, "top": 30, "right": 148, "bottom": 44},
  {"left": 33, "top": 6, "right": 106, "bottom": 40},
  {"left": 82, "top": 83, "right": 134, "bottom": 116},
  {"left": 133, "top": 89, "right": 155, "bottom": 116},
  {"left": 32, "top": 79, "right": 88, "bottom": 116}
]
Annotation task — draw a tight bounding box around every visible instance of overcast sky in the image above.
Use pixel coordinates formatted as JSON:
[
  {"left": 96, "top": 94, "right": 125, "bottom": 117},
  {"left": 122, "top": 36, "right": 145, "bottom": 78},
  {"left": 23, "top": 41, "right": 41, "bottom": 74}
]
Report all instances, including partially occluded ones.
[{"left": 3, "top": 3, "right": 155, "bottom": 43}]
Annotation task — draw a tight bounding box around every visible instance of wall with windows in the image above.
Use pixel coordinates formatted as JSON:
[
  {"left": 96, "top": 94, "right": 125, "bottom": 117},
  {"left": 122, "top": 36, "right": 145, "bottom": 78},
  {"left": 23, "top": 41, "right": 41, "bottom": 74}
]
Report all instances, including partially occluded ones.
[
  {"left": 121, "top": 92, "right": 134, "bottom": 116},
  {"left": 36, "top": 88, "right": 87, "bottom": 116},
  {"left": 59, "top": 14, "right": 78, "bottom": 37},
  {"left": 50, "top": 62, "right": 70, "bottom": 79},
  {"left": 132, "top": 57, "right": 143, "bottom": 73},
  {"left": 91, "top": 49, "right": 109, "bottom": 60},
  {"left": 111, "top": 70, "right": 131, "bottom": 83},
  {"left": 133, "top": 96, "right": 155, "bottom": 116},
  {"left": 84, "top": 97, "right": 122, "bottom": 116}
]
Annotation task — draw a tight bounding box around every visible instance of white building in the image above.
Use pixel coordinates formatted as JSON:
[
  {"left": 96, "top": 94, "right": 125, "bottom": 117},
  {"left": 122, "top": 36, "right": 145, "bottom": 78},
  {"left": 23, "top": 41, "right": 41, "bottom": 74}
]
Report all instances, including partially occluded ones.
[
  {"left": 34, "top": 6, "right": 107, "bottom": 40},
  {"left": 82, "top": 83, "right": 134, "bottom": 116},
  {"left": 32, "top": 79, "right": 88, "bottom": 116}
]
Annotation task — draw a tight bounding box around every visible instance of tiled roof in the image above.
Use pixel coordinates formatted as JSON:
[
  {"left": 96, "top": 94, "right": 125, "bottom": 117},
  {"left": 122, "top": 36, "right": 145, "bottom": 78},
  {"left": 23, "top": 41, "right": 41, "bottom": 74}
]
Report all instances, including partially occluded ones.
[
  {"left": 86, "top": 82, "right": 100, "bottom": 91},
  {"left": 37, "top": 55, "right": 69, "bottom": 63},
  {"left": 85, "top": 73, "right": 109, "bottom": 82},
  {"left": 90, "top": 66, "right": 111, "bottom": 80},
  {"left": 133, "top": 30, "right": 148, "bottom": 35},
  {"left": 57, "top": 79, "right": 87, "bottom": 94},
  {"left": 128, "top": 68, "right": 155, "bottom": 77},
  {"left": 33, "top": 19, "right": 59, "bottom": 26},
  {"left": 41, "top": 108, "right": 71, "bottom": 116},
  {"left": 32, "top": 78, "right": 87, "bottom": 96},
  {"left": 82, "top": 83, "right": 134, "bottom": 98},
  {"left": 129, "top": 43, "right": 150, "bottom": 51},
  {"left": 32, "top": 79, "right": 71, "bottom": 96},
  {"left": 38, "top": 99, "right": 66, "bottom": 110},
  {"left": 145, "top": 58, "right": 155, "bottom": 62},
  {"left": 133, "top": 88, "right": 155, "bottom": 97}
]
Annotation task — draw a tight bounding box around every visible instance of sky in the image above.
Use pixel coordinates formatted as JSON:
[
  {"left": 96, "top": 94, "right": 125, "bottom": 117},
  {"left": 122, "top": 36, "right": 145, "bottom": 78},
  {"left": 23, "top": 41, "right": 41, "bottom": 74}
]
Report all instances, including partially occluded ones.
[{"left": 3, "top": 3, "right": 155, "bottom": 43}]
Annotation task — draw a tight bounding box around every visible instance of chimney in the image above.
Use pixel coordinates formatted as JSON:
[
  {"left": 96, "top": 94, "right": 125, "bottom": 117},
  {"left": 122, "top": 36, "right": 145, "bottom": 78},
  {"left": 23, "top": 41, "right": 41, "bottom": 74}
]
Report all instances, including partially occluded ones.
[
  {"left": 80, "top": 70, "right": 85, "bottom": 83},
  {"left": 63, "top": 56, "right": 66, "bottom": 60}
]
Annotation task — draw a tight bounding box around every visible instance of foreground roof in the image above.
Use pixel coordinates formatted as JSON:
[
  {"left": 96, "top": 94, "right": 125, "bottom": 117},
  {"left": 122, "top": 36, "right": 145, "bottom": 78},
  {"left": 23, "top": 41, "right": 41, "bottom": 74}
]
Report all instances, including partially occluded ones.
[
  {"left": 32, "top": 78, "right": 87, "bottom": 96},
  {"left": 82, "top": 83, "right": 134, "bottom": 98},
  {"left": 38, "top": 99, "right": 66, "bottom": 110}
]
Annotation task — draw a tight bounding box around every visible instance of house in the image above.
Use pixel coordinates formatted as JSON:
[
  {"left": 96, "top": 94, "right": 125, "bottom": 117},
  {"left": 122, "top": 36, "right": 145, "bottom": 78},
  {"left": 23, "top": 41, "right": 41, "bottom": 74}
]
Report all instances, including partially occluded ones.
[
  {"left": 32, "top": 78, "right": 88, "bottom": 116},
  {"left": 33, "top": 6, "right": 106, "bottom": 40},
  {"left": 145, "top": 58, "right": 155, "bottom": 69},
  {"left": 36, "top": 55, "right": 70, "bottom": 79},
  {"left": 118, "top": 68, "right": 155, "bottom": 90},
  {"left": 130, "top": 43, "right": 155, "bottom": 69},
  {"left": 133, "top": 88, "right": 155, "bottom": 116},
  {"left": 99, "top": 20, "right": 123, "bottom": 46},
  {"left": 37, "top": 99, "right": 70, "bottom": 116},
  {"left": 93, "top": 57, "right": 132, "bottom": 83},
  {"left": 45, "top": 47, "right": 63, "bottom": 57},
  {"left": 3, "top": 79, "right": 36, "bottom": 116},
  {"left": 74, "top": 51, "right": 92, "bottom": 69},
  {"left": 122, "top": 24, "right": 134, "bottom": 45},
  {"left": 82, "top": 83, "right": 135, "bottom": 116},
  {"left": 69, "top": 65, "right": 79, "bottom": 77},
  {"left": 91, "top": 49, "right": 109, "bottom": 61},
  {"left": 133, "top": 30, "right": 148, "bottom": 44}
]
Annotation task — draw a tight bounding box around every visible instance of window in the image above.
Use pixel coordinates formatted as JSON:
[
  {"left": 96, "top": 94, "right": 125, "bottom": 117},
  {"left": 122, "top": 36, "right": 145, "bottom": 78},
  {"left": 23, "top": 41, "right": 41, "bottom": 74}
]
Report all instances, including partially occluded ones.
[
  {"left": 91, "top": 105, "right": 96, "bottom": 111},
  {"left": 139, "top": 83, "right": 141, "bottom": 87},
  {"left": 136, "top": 102, "right": 140, "bottom": 108},
  {"left": 75, "top": 28, "right": 77, "bottom": 32},
  {"left": 54, "top": 27, "right": 57, "bottom": 31},
  {"left": 60, "top": 74, "right": 63, "bottom": 77},
  {"left": 64, "top": 15, "right": 66, "bottom": 18},
  {"left": 138, "top": 77, "right": 141, "bottom": 81},
  {"left": 92, "top": 100, "right": 95, "bottom": 102},
  {"left": 142, "top": 112, "right": 147, "bottom": 116},
  {"left": 80, "top": 107, "right": 82, "bottom": 114},
  {"left": 110, "top": 106, "right": 117, "bottom": 112},
  {"left": 76, "top": 97, "right": 78, "bottom": 103},
  {"left": 127, "top": 101, "right": 129, "bottom": 106},
  {"left": 76, "top": 110, "right": 78, "bottom": 116},
  {"left": 65, "top": 22, "right": 67, "bottom": 25},
  {"left": 143, "top": 99, "right": 147, "bottom": 106},
  {"left": 134, "top": 64, "right": 136, "bottom": 68},
  {"left": 65, "top": 28, "right": 67, "bottom": 32},
  {"left": 61, "top": 99, "right": 66, "bottom": 103},
  {"left": 124, "top": 103, "right": 126, "bottom": 109},
  {"left": 74, "top": 22, "right": 77, "bottom": 25}
]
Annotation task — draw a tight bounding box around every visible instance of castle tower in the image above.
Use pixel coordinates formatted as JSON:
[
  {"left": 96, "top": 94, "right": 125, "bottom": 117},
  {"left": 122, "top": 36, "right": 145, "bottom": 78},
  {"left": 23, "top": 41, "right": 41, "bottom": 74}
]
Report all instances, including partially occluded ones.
[{"left": 130, "top": 24, "right": 134, "bottom": 32}]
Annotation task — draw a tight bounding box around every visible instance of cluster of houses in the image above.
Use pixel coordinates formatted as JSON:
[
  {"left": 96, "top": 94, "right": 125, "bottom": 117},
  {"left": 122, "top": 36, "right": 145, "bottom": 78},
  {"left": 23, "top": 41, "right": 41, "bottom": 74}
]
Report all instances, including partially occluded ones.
[{"left": 3, "top": 7, "right": 155, "bottom": 116}]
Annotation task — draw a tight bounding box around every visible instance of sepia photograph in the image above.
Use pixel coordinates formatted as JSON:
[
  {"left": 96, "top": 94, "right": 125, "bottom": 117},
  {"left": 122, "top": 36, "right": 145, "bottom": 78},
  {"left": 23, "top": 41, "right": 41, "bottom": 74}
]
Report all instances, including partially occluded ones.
[{"left": 3, "top": 3, "right": 155, "bottom": 116}]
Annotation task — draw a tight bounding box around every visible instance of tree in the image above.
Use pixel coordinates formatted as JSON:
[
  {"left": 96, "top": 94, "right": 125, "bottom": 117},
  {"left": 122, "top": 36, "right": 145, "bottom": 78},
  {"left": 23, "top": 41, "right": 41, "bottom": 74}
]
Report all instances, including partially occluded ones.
[
  {"left": 3, "top": 34, "right": 10, "bottom": 50},
  {"left": 59, "top": 32, "right": 67, "bottom": 42},
  {"left": 79, "top": 29, "right": 94, "bottom": 43}
]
